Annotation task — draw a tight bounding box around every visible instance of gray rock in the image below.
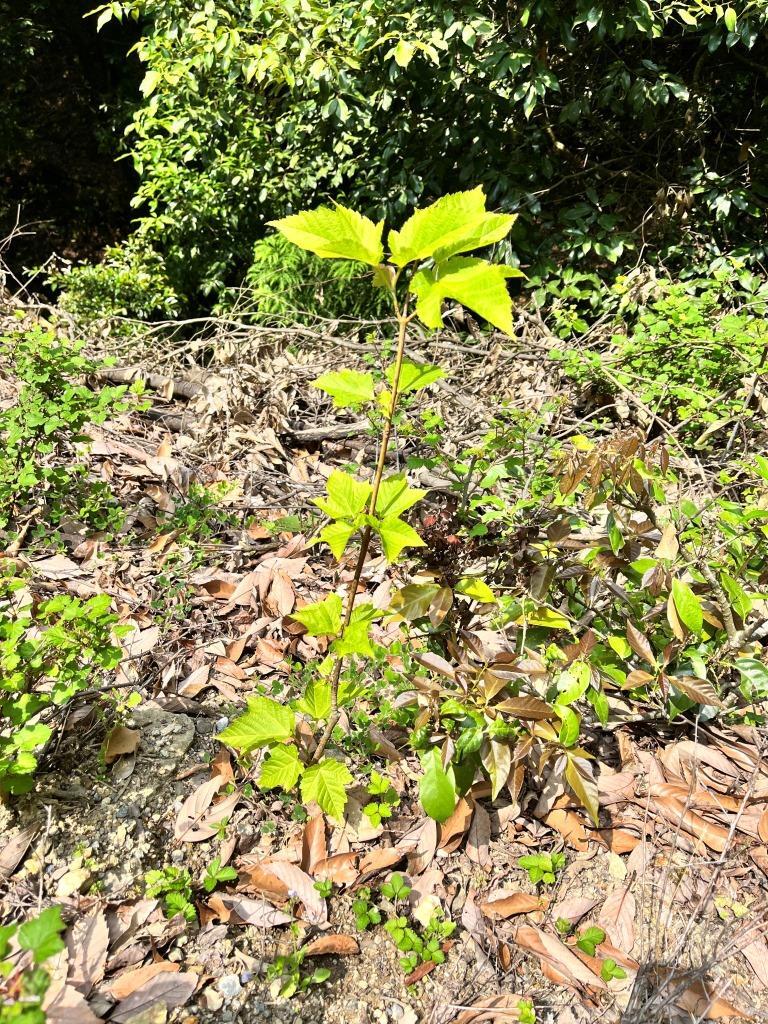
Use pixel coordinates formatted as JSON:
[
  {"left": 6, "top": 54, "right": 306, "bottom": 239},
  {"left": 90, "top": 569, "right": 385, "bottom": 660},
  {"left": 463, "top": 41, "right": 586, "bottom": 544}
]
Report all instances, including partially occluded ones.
[{"left": 217, "top": 974, "right": 243, "bottom": 1001}]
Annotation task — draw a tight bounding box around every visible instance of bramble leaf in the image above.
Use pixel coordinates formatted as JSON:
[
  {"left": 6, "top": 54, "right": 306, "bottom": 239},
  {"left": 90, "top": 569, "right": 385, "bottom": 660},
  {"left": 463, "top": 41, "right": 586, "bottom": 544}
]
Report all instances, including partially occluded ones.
[
  {"left": 260, "top": 744, "right": 304, "bottom": 790},
  {"left": 314, "top": 470, "right": 372, "bottom": 521},
  {"left": 375, "top": 516, "right": 425, "bottom": 561},
  {"left": 269, "top": 205, "right": 384, "bottom": 265},
  {"left": 218, "top": 695, "right": 296, "bottom": 752},
  {"left": 410, "top": 257, "right": 523, "bottom": 335},
  {"left": 313, "top": 370, "right": 375, "bottom": 408},
  {"left": 292, "top": 594, "right": 343, "bottom": 637},
  {"left": 386, "top": 360, "right": 444, "bottom": 395},
  {"left": 319, "top": 521, "right": 357, "bottom": 559},
  {"left": 17, "top": 906, "right": 66, "bottom": 964},
  {"left": 375, "top": 474, "right": 427, "bottom": 519},
  {"left": 297, "top": 680, "right": 332, "bottom": 719},
  {"left": 301, "top": 757, "right": 353, "bottom": 819},
  {"left": 388, "top": 187, "right": 515, "bottom": 267}
]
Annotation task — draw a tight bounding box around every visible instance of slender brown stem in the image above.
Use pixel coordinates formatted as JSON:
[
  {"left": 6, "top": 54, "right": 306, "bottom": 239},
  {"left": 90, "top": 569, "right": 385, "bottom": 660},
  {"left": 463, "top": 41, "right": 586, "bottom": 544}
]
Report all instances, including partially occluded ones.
[{"left": 311, "top": 306, "right": 412, "bottom": 762}]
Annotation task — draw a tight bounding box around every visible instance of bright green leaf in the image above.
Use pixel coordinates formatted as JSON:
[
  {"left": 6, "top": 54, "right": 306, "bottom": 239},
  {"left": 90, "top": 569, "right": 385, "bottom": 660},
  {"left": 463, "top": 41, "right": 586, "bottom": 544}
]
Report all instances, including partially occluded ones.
[
  {"left": 411, "top": 257, "right": 523, "bottom": 335},
  {"left": 455, "top": 577, "right": 495, "bottom": 603},
  {"left": 375, "top": 516, "right": 425, "bottom": 561},
  {"left": 723, "top": 6, "right": 737, "bottom": 31},
  {"left": 301, "top": 757, "right": 353, "bottom": 820},
  {"left": 556, "top": 705, "right": 581, "bottom": 747},
  {"left": 313, "top": 470, "right": 372, "bottom": 521},
  {"left": 388, "top": 187, "right": 515, "bottom": 267},
  {"left": 291, "top": 594, "right": 343, "bottom": 637},
  {"left": 319, "top": 521, "right": 357, "bottom": 559},
  {"left": 218, "top": 695, "right": 295, "bottom": 752},
  {"left": 332, "top": 618, "right": 374, "bottom": 658},
  {"left": 671, "top": 579, "right": 703, "bottom": 635},
  {"left": 375, "top": 474, "right": 427, "bottom": 519},
  {"left": 387, "top": 360, "right": 445, "bottom": 395},
  {"left": 259, "top": 744, "right": 304, "bottom": 790},
  {"left": 268, "top": 205, "right": 384, "bottom": 265},
  {"left": 17, "top": 907, "right": 66, "bottom": 964},
  {"left": 419, "top": 747, "right": 457, "bottom": 821},
  {"left": 297, "top": 680, "right": 332, "bottom": 719},
  {"left": 313, "top": 370, "right": 375, "bottom": 408}
]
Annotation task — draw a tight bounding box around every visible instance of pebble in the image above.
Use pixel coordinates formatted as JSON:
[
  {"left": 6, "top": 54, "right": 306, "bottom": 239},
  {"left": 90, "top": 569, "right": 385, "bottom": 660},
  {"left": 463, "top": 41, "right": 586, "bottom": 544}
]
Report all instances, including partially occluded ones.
[
  {"left": 171, "top": 849, "right": 185, "bottom": 864},
  {"left": 217, "top": 974, "right": 242, "bottom": 1001}
]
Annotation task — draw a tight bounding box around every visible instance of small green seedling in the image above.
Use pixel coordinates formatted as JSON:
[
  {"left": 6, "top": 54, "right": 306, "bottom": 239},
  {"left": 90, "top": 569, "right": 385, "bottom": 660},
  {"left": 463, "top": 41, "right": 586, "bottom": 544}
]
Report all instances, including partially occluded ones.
[
  {"left": 266, "top": 946, "right": 330, "bottom": 1000},
  {"left": 313, "top": 879, "right": 333, "bottom": 899},
  {"left": 576, "top": 925, "right": 606, "bottom": 956},
  {"left": 517, "top": 999, "right": 537, "bottom": 1024},
  {"left": 202, "top": 857, "right": 238, "bottom": 894},
  {"left": 381, "top": 872, "right": 411, "bottom": 903},
  {"left": 144, "top": 866, "right": 196, "bottom": 922},
  {"left": 600, "top": 957, "right": 627, "bottom": 982},
  {"left": 384, "top": 910, "right": 455, "bottom": 974},
  {"left": 363, "top": 770, "right": 400, "bottom": 827},
  {"left": 555, "top": 917, "right": 573, "bottom": 936},
  {"left": 517, "top": 852, "right": 566, "bottom": 885},
  {"left": 352, "top": 887, "right": 382, "bottom": 930}
]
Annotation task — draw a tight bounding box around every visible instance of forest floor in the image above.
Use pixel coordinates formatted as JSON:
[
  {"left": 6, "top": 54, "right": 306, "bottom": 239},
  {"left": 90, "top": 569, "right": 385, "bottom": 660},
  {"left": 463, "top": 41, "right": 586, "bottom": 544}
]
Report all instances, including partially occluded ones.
[{"left": 1, "top": 298, "right": 767, "bottom": 1024}]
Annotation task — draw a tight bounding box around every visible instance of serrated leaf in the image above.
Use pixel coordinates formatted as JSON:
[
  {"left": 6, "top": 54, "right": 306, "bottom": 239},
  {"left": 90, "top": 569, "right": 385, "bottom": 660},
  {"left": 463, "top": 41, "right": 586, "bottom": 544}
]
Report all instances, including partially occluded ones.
[
  {"left": 297, "top": 680, "right": 332, "bottom": 719},
  {"left": 388, "top": 187, "right": 515, "bottom": 267},
  {"left": 319, "top": 521, "right": 357, "bottom": 559},
  {"left": 564, "top": 756, "right": 599, "bottom": 827},
  {"left": 455, "top": 577, "right": 496, "bottom": 603},
  {"left": 268, "top": 205, "right": 384, "bottom": 265},
  {"left": 301, "top": 758, "right": 353, "bottom": 820},
  {"left": 419, "top": 747, "right": 457, "bottom": 821},
  {"left": 313, "top": 370, "right": 375, "bottom": 408},
  {"left": 332, "top": 618, "right": 374, "bottom": 658},
  {"left": 671, "top": 579, "right": 703, "bottom": 635},
  {"left": 218, "top": 696, "right": 296, "bottom": 752},
  {"left": 17, "top": 907, "right": 66, "bottom": 964},
  {"left": 386, "top": 360, "right": 445, "bottom": 395},
  {"left": 291, "top": 594, "right": 343, "bottom": 637},
  {"left": 260, "top": 744, "right": 304, "bottom": 790},
  {"left": 375, "top": 516, "right": 425, "bottom": 561},
  {"left": 411, "top": 257, "right": 522, "bottom": 335},
  {"left": 388, "top": 583, "right": 441, "bottom": 621},
  {"left": 375, "top": 474, "right": 426, "bottom": 518},
  {"left": 313, "top": 470, "right": 372, "bottom": 521},
  {"left": 481, "top": 738, "right": 512, "bottom": 800}
]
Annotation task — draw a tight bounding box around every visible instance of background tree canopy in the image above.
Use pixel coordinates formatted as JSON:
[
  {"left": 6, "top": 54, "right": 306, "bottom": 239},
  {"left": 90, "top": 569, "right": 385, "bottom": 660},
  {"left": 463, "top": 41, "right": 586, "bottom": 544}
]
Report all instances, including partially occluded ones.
[{"left": 3, "top": 0, "right": 767, "bottom": 319}]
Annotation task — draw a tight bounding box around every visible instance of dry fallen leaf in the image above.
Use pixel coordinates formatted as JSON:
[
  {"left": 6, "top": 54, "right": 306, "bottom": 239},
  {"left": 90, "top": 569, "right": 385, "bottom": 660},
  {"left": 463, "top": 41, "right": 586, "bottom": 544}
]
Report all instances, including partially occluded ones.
[
  {"left": 265, "top": 862, "right": 328, "bottom": 926},
  {"left": 301, "top": 812, "right": 327, "bottom": 875},
  {"left": 467, "top": 803, "right": 492, "bottom": 870},
  {"left": 110, "top": 971, "right": 197, "bottom": 1023},
  {"left": 515, "top": 925, "right": 607, "bottom": 992},
  {"left": 214, "top": 895, "right": 292, "bottom": 927},
  {"left": 65, "top": 908, "right": 109, "bottom": 996},
  {"left": 598, "top": 886, "right": 636, "bottom": 953},
  {"left": 438, "top": 797, "right": 474, "bottom": 853},
  {"left": 454, "top": 993, "right": 526, "bottom": 1023},
  {"left": 109, "top": 962, "right": 180, "bottom": 1000},
  {"left": 103, "top": 726, "right": 140, "bottom": 765},
  {"left": 312, "top": 852, "right": 359, "bottom": 886},
  {"left": 303, "top": 934, "right": 359, "bottom": 957},
  {"left": 0, "top": 827, "right": 36, "bottom": 879},
  {"left": 480, "top": 893, "right": 545, "bottom": 920}
]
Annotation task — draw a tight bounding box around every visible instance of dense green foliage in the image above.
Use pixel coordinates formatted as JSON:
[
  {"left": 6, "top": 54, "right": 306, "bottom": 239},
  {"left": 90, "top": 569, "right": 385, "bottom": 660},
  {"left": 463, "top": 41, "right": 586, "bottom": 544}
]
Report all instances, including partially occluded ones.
[
  {"left": 50, "top": 0, "right": 768, "bottom": 319},
  {"left": 0, "top": 329, "right": 138, "bottom": 539},
  {"left": 0, "top": 907, "right": 66, "bottom": 1023}
]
